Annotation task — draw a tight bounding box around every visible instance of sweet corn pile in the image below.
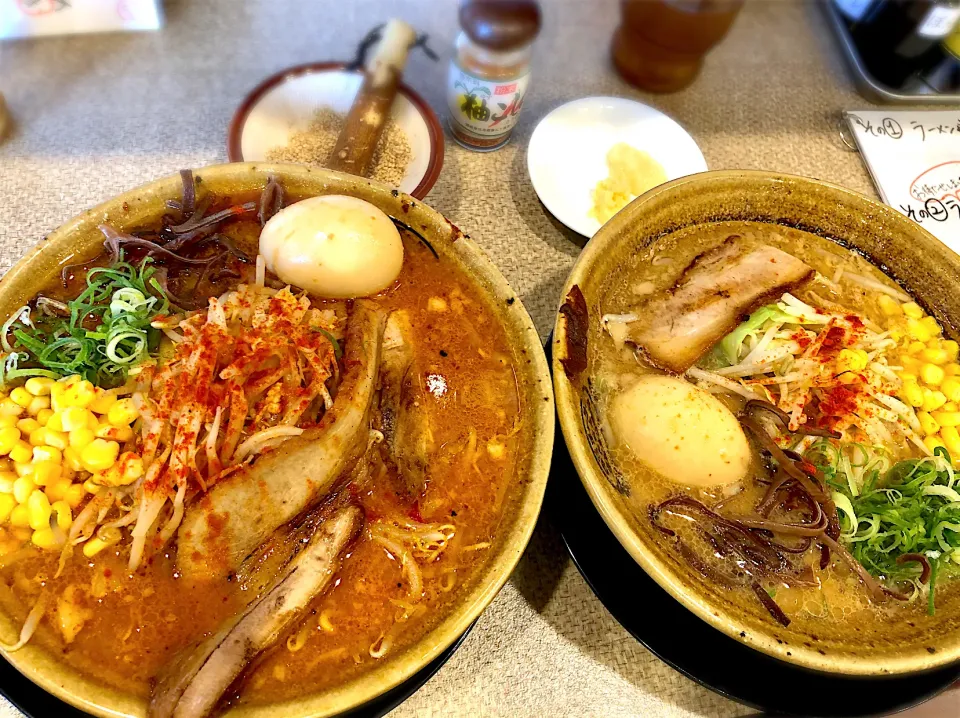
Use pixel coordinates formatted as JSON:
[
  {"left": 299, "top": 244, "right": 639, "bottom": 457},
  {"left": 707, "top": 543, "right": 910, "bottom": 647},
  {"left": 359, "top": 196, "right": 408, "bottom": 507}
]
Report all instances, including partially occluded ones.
[
  {"left": 880, "top": 296, "right": 960, "bottom": 459},
  {"left": 0, "top": 375, "right": 142, "bottom": 554}
]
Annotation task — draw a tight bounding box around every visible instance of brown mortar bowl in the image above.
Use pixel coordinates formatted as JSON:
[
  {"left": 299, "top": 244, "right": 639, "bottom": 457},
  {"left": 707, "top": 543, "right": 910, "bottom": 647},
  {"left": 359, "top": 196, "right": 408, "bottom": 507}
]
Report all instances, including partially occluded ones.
[
  {"left": 0, "top": 163, "right": 554, "bottom": 716},
  {"left": 553, "top": 170, "right": 960, "bottom": 676}
]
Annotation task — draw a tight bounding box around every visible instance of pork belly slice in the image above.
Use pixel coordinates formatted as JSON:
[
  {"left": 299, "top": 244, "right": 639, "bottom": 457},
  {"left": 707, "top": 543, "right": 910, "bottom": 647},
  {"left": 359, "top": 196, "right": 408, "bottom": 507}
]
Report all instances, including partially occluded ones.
[
  {"left": 379, "top": 310, "right": 434, "bottom": 496},
  {"left": 150, "top": 505, "right": 362, "bottom": 718},
  {"left": 176, "top": 300, "right": 385, "bottom": 579},
  {"left": 622, "top": 236, "right": 814, "bottom": 373}
]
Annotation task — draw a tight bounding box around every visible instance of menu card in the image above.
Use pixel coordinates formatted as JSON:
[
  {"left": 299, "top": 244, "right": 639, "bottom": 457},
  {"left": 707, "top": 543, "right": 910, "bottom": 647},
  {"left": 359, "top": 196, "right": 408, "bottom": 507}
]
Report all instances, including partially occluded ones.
[
  {"left": 0, "top": 0, "right": 162, "bottom": 39},
  {"left": 845, "top": 110, "right": 960, "bottom": 255}
]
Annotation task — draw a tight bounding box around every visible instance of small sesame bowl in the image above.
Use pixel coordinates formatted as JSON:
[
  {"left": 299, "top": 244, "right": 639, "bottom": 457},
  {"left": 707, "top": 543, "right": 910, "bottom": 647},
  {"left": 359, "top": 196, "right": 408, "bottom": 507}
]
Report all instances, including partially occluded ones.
[{"left": 227, "top": 62, "right": 444, "bottom": 200}]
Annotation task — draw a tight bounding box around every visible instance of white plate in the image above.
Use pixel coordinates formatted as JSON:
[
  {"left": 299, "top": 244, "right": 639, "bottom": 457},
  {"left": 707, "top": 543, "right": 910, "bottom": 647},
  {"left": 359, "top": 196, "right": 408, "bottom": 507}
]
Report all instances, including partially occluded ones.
[
  {"left": 230, "top": 67, "right": 442, "bottom": 198},
  {"left": 527, "top": 96, "right": 707, "bottom": 237}
]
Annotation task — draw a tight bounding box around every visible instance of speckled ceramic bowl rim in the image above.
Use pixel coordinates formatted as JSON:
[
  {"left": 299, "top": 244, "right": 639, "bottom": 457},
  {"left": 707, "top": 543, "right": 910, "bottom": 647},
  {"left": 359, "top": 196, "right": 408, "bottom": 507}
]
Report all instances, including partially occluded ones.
[
  {"left": 553, "top": 169, "right": 960, "bottom": 677},
  {"left": 0, "top": 163, "right": 553, "bottom": 717}
]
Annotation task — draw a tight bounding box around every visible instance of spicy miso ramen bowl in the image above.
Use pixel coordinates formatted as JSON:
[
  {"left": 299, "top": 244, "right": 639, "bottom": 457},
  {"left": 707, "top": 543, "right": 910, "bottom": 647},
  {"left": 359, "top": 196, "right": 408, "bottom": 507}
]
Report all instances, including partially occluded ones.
[
  {"left": 553, "top": 170, "right": 960, "bottom": 676},
  {"left": 0, "top": 164, "right": 553, "bottom": 716}
]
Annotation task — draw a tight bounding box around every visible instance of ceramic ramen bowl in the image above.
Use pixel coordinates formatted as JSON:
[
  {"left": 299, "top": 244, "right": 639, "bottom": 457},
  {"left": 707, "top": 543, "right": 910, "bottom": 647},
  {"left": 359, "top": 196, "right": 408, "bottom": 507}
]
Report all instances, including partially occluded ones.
[
  {"left": 553, "top": 170, "right": 960, "bottom": 676},
  {"left": 0, "top": 163, "right": 553, "bottom": 717}
]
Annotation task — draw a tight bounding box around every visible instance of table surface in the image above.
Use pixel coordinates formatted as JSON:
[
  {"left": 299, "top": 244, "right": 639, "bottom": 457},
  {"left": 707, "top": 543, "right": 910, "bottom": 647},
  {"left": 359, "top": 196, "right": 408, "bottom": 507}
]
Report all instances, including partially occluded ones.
[{"left": 1, "top": 1, "right": 959, "bottom": 717}]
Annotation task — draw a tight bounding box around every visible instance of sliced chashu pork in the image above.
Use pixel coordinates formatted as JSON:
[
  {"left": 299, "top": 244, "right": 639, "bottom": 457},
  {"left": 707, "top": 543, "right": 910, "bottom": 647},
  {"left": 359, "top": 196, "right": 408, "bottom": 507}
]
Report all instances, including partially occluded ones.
[
  {"left": 176, "top": 300, "right": 386, "bottom": 578},
  {"left": 380, "top": 311, "right": 434, "bottom": 495},
  {"left": 150, "top": 504, "right": 362, "bottom": 718},
  {"left": 620, "top": 236, "right": 814, "bottom": 372}
]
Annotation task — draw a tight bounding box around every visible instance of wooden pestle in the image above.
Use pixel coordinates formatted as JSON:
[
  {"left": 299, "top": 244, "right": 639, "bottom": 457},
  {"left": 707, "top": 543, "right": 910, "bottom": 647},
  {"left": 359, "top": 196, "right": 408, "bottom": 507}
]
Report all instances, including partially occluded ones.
[{"left": 327, "top": 19, "right": 417, "bottom": 177}]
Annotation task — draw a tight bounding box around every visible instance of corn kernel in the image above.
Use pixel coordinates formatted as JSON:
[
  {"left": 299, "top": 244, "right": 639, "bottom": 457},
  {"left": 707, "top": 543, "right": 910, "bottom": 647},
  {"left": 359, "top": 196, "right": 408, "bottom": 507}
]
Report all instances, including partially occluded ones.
[
  {"left": 903, "top": 302, "right": 924, "bottom": 319},
  {"left": 32, "top": 445, "right": 61, "bottom": 463},
  {"left": 26, "top": 490, "right": 51, "bottom": 531},
  {"left": 44, "top": 477, "right": 71, "bottom": 503},
  {"left": 59, "top": 380, "right": 96, "bottom": 409},
  {"left": 923, "top": 436, "right": 949, "bottom": 453},
  {"left": 944, "top": 341, "right": 960, "bottom": 362},
  {"left": 902, "top": 381, "right": 925, "bottom": 408},
  {"left": 30, "top": 528, "right": 56, "bottom": 550},
  {"left": 0, "top": 415, "right": 16, "bottom": 430},
  {"left": 907, "top": 319, "right": 932, "bottom": 343},
  {"left": 63, "top": 484, "right": 85, "bottom": 509},
  {"left": 31, "top": 460, "right": 60, "bottom": 487},
  {"left": 945, "top": 402, "right": 959, "bottom": 412},
  {"left": 88, "top": 391, "right": 117, "bottom": 416},
  {"left": 933, "top": 410, "right": 960, "bottom": 428},
  {"left": 837, "top": 348, "right": 869, "bottom": 373},
  {"left": 13, "top": 461, "right": 32, "bottom": 478},
  {"left": 80, "top": 439, "right": 119, "bottom": 473},
  {"left": 50, "top": 501, "right": 71, "bottom": 531},
  {"left": 9, "top": 388, "right": 32, "bottom": 409},
  {"left": 57, "top": 375, "right": 80, "bottom": 386},
  {"left": 907, "top": 340, "right": 927, "bottom": 355},
  {"left": 925, "top": 435, "right": 947, "bottom": 454},
  {"left": 901, "top": 355, "right": 922, "bottom": 371},
  {"left": 35, "top": 408, "right": 53, "bottom": 427},
  {"left": 9, "top": 440, "right": 32, "bottom": 464},
  {"left": 107, "top": 399, "right": 139, "bottom": 427},
  {"left": 922, "top": 363, "right": 946, "bottom": 386},
  {"left": 58, "top": 407, "right": 91, "bottom": 432},
  {"left": 922, "top": 316, "right": 942, "bottom": 337},
  {"left": 0, "top": 472, "right": 15, "bottom": 494},
  {"left": 92, "top": 454, "right": 143, "bottom": 488},
  {"left": 82, "top": 536, "right": 117, "bottom": 558},
  {"left": 919, "top": 411, "right": 941, "bottom": 435},
  {"left": 941, "top": 377, "right": 960, "bottom": 404},
  {"left": 0, "top": 427, "right": 21, "bottom": 456},
  {"left": 0, "top": 494, "right": 15, "bottom": 524},
  {"left": 82, "top": 478, "right": 100, "bottom": 495},
  {"left": 942, "top": 426, "right": 960, "bottom": 457},
  {"left": 45, "top": 429, "right": 69, "bottom": 450},
  {"left": 878, "top": 295, "right": 902, "bottom": 316},
  {"left": 68, "top": 427, "right": 95, "bottom": 450},
  {"left": 9, "top": 504, "right": 29, "bottom": 528},
  {"left": 923, "top": 388, "right": 948, "bottom": 412},
  {"left": 26, "top": 396, "right": 49, "bottom": 417},
  {"left": 15, "top": 418, "right": 40, "bottom": 435},
  {"left": 12, "top": 475, "right": 34, "bottom": 504},
  {"left": 63, "top": 447, "right": 84, "bottom": 472},
  {"left": 922, "top": 347, "right": 951, "bottom": 365},
  {"left": 0, "top": 398, "right": 23, "bottom": 417},
  {"left": 94, "top": 424, "right": 134, "bottom": 442},
  {"left": 24, "top": 378, "right": 54, "bottom": 396},
  {"left": 45, "top": 411, "right": 63, "bottom": 433},
  {"left": 30, "top": 428, "right": 67, "bottom": 450},
  {"left": 49, "top": 388, "right": 63, "bottom": 414}
]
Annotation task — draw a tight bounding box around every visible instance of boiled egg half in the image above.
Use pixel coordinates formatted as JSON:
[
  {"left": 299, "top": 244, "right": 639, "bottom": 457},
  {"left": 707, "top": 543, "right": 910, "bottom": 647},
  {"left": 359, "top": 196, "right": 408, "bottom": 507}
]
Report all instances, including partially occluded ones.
[
  {"left": 259, "top": 195, "right": 403, "bottom": 298},
  {"left": 610, "top": 374, "right": 750, "bottom": 488}
]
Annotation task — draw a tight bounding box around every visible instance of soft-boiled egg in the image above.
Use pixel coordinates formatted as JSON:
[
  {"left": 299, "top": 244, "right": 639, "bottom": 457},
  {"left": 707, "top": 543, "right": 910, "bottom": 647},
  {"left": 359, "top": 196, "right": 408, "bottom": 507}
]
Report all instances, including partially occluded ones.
[
  {"left": 610, "top": 374, "right": 750, "bottom": 488},
  {"left": 259, "top": 195, "right": 403, "bottom": 298}
]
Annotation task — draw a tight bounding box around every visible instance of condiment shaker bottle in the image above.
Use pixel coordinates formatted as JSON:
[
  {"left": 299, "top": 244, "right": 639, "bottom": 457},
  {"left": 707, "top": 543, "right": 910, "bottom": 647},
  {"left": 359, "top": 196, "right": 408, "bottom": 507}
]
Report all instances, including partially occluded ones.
[{"left": 447, "top": 0, "right": 541, "bottom": 151}]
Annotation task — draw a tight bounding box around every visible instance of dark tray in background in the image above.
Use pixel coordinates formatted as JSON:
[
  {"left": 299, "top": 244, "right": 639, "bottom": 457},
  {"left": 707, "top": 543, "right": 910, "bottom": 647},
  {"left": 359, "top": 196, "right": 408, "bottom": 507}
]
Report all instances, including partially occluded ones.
[{"left": 822, "top": 1, "right": 960, "bottom": 104}]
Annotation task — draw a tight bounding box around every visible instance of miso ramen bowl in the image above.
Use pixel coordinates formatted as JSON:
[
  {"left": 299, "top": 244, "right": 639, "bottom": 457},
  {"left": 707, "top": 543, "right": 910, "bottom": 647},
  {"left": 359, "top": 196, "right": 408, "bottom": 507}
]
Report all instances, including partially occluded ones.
[
  {"left": 553, "top": 170, "right": 960, "bottom": 676},
  {"left": 0, "top": 164, "right": 554, "bottom": 716}
]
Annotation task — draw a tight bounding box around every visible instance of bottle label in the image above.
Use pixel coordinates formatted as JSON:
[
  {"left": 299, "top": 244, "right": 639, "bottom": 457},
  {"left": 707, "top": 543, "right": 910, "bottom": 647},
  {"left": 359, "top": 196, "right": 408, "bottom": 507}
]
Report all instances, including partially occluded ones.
[
  {"left": 917, "top": 6, "right": 960, "bottom": 39},
  {"left": 833, "top": 0, "right": 874, "bottom": 21},
  {"left": 447, "top": 62, "right": 531, "bottom": 143}
]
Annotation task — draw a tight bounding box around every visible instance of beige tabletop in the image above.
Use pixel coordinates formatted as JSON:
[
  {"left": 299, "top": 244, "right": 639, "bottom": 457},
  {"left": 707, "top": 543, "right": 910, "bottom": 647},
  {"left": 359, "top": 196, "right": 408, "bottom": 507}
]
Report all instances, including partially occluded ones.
[{"left": 1, "top": 1, "right": 959, "bottom": 716}]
